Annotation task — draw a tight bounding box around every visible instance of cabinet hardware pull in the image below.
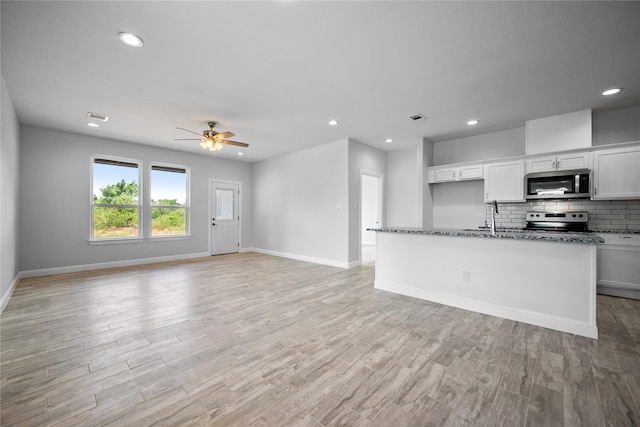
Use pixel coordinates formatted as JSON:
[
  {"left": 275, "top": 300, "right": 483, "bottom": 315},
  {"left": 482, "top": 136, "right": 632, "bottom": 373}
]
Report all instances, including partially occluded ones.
[{"left": 620, "top": 236, "right": 632, "bottom": 239}]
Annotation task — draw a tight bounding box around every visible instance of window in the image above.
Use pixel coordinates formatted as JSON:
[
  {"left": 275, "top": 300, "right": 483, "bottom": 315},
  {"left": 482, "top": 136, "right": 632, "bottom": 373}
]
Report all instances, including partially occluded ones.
[
  {"left": 216, "top": 188, "right": 235, "bottom": 220},
  {"left": 91, "top": 156, "right": 142, "bottom": 240},
  {"left": 150, "top": 164, "right": 189, "bottom": 237}
]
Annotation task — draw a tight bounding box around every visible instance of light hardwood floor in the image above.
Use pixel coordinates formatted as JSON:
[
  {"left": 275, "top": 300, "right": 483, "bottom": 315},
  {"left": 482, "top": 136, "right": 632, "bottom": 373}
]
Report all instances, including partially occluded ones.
[{"left": 1, "top": 252, "right": 639, "bottom": 426}]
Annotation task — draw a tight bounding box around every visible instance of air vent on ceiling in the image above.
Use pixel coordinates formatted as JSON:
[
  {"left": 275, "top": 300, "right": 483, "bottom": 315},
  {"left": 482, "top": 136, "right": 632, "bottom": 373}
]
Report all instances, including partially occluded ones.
[
  {"left": 87, "top": 112, "right": 109, "bottom": 122},
  {"left": 409, "top": 113, "right": 426, "bottom": 121}
]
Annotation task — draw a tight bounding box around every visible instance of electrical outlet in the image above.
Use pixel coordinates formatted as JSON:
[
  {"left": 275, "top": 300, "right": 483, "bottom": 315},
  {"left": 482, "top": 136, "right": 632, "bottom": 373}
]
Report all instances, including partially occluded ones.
[
  {"left": 462, "top": 271, "right": 470, "bottom": 282},
  {"left": 621, "top": 212, "right": 630, "bottom": 221},
  {"left": 149, "top": 243, "right": 155, "bottom": 250}
]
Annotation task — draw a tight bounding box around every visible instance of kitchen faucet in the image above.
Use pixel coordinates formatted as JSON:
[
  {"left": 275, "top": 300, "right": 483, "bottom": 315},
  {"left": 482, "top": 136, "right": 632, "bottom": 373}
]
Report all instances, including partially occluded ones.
[{"left": 490, "top": 200, "right": 498, "bottom": 235}]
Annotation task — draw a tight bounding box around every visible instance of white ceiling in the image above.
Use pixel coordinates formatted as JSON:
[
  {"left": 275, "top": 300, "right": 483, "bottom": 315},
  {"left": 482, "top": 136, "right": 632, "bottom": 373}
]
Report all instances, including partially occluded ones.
[{"left": 2, "top": 1, "right": 639, "bottom": 163}]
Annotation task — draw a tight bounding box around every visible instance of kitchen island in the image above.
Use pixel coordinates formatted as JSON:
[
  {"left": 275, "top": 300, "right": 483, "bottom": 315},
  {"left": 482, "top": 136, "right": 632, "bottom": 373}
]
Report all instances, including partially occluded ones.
[{"left": 370, "top": 228, "right": 604, "bottom": 338}]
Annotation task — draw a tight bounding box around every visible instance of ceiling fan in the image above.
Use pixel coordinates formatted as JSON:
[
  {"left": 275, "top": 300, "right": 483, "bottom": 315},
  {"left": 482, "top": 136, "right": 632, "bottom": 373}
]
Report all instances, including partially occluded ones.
[{"left": 175, "top": 121, "right": 249, "bottom": 152}]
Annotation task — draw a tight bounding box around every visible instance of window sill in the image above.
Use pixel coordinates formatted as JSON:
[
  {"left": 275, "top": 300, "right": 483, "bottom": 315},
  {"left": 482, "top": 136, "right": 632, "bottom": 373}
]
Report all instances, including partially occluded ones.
[
  {"left": 149, "top": 235, "right": 192, "bottom": 242},
  {"left": 88, "top": 238, "right": 144, "bottom": 246}
]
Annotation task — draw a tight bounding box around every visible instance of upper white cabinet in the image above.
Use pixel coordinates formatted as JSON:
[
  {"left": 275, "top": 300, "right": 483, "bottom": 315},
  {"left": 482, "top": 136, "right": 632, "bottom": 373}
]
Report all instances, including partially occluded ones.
[
  {"left": 484, "top": 160, "right": 525, "bottom": 202},
  {"left": 525, "top": 109, "right": 592, "bottom": 155},
  {"left": 428, "top": 164, "right": 483, "bottom": 183},
  {"left": 593, "top": 146, "right": 640, "bottom": 199},
  {"left": 526, "top": 152, "right": 592, "bottom": 173}
]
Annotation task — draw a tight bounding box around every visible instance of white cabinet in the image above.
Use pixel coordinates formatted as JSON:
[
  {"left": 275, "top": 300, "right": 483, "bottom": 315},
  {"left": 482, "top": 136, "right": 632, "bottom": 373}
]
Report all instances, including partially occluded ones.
[
  {"left": 484, "top": 160, "right": 525, "bottom": 202},
  {"left": 428, "top": 164, "right": 483, "bottom": 183},
  {"left": 592, "top": 146, "right": 640, "bottom": 199},
  {"left": 596, "top": 233, "right": 640, "bottom": 300},
  {"left": 526, "top": 152, "right": 592, "bottom": 173}
]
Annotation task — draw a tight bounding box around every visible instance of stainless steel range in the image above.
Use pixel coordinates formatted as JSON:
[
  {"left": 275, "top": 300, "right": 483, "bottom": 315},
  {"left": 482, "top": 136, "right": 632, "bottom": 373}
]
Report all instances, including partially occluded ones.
[{"left": 525, "top": 211, "right": 589, "bottom": 232}]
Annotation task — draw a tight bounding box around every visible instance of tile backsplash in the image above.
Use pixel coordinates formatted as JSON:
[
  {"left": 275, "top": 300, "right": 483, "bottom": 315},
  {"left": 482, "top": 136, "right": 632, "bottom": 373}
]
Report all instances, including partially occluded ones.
[{"left": 487, "top": 199, "right": 640, "bottom": 231}]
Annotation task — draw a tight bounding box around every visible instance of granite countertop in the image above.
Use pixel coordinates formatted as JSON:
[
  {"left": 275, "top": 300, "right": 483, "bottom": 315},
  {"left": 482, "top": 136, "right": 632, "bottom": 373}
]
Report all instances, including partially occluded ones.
[
  {"left": 368, "top": 227, "right": 605, "bottom": 244},
  {"left": 593, "top": 229, "right": 640, "bottom": 234}
]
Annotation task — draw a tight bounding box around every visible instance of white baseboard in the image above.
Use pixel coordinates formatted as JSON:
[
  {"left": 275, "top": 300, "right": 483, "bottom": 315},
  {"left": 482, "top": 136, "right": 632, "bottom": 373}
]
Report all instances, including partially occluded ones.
[
  {"left": 0, "top": 273, "right": 21, "bottom": 314},
  {"left": 375, "top": 280, "right": 598, "bottom": 339},
  {"left": 246, "top": 247, "right": 354, "bottom": 269},
  {"left": 18, "top": 252, "right": 211, "bottom": 279}
]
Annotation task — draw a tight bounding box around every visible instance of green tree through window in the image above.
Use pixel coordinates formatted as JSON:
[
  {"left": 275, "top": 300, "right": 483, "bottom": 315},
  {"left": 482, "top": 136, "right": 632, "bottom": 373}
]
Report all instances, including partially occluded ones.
[
  {"left": 92, "top": 157, "right": 141, "bottom": 239},
  {"left": 150, "top": 165, "right": 188, "bottom": 236}
]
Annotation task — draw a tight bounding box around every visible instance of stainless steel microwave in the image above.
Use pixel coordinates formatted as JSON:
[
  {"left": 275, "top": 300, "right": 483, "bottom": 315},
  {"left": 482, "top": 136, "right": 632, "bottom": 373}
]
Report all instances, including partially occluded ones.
[{"left": 525, "top": 169, "right": 591, "bottom": 200}]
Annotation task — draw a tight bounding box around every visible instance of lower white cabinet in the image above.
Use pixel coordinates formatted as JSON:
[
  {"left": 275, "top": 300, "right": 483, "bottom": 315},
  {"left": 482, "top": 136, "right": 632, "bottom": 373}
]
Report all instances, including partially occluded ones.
[
  {"left": 596, "top": 233, "right": 640, "bottom": 300},
  {"left": 484, "top": 160, "right": 525, "bottom": 202}
]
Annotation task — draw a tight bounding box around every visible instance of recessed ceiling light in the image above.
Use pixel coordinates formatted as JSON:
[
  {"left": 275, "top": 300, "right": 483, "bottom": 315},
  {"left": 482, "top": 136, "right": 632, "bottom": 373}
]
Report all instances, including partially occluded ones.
[
  {"left": 602, "top": 88, "right": 621, "bottom": 96},
  {"left": 118, "top": 32, "right": 144, "bottom": 47},
  {"left": 385, "top": 138, "right": 393, "bottom": 143},
  {"left": 467, "top": 119, "right": 479, "bottom": 125},
  {"left": 328, "top": 120, "right": 338, "bottom": 126},
  {"left": 87, "top": 122, "right": 100, "bottom": 128},
  {"left": 237, "top": 152, "right": 244, "bottom": 156}
]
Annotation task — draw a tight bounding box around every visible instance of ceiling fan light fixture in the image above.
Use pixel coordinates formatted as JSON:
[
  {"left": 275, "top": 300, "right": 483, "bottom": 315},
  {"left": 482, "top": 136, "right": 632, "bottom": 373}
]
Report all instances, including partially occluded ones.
[{"left": 200, "top": 136, "right": 223, "bottom": 151}]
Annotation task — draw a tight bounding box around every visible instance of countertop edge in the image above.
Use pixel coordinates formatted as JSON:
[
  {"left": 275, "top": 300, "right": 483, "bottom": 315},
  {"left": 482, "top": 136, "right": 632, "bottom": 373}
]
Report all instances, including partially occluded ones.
[{"left": 368, "top": 228, "right": 605, "bottom": 244}]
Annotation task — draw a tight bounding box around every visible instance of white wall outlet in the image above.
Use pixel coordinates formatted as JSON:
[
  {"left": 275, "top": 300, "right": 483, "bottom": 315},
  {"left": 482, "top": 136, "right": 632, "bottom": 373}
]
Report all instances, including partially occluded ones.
[
  {"left": 335, "top": 203, "right": 343, "bottom": 210},
  {"left": 462, "top": 271, "right": 471, "bottom": 282},
  {"left": 149, "top": 243, "right": 155, "bottom": 250},
  {"left": 621, "top": 212, "right": 630, "bottom": 220}
]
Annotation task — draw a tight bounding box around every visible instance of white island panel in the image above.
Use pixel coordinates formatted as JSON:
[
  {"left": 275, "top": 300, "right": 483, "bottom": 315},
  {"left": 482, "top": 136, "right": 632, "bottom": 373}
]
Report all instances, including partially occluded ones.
[{"left": 374, "top": 232, "right": 597, "bottom": 338}]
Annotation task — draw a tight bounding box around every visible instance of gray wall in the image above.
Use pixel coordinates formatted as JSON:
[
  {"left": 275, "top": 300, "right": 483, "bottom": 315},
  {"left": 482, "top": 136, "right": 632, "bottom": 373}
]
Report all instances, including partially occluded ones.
[
  {"left": 592, "top": 105, "right": 640, "bottom": 146},
  {"left": 1, "top": 75, "right": 21, "bottom": 309},
  {"left": 433, "top": 180, "right": 486, "bottom": 229},
  {"left": 434, "top": 127, "right": 526, "bottom": 166},
  {"left": 19, "top": 125, "right": 253, "bottom": 272},
  {"left": 433, "top": 105, "right": 640, "bottom": 166},
  {"left": 252, "top": 139, "right": 350, "bottom": 265},
  {"left": 387, "top": 147, "right": 420, "bottom": 227}
]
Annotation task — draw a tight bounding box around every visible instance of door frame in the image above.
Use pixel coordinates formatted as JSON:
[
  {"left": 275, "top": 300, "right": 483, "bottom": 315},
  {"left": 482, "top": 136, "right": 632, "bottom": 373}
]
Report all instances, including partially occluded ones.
[
  {"left": 208, "top": 179, "right": 242, "bottom": 255},
  {"left": 359, "top": 170, "right": 383, "bottom": 262}
]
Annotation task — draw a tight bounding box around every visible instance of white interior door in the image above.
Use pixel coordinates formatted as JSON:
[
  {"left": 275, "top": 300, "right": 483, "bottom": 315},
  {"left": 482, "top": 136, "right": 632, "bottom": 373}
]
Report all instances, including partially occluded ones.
[{"left": 210, "top": 182, "right": 239, "bottom": 255}]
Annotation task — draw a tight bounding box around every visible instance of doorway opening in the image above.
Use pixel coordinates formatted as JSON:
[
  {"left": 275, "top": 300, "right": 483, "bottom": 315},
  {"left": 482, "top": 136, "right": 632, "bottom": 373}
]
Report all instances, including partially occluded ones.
[{"left": 360, "top": 171, "right": 382, "bottom": 265}]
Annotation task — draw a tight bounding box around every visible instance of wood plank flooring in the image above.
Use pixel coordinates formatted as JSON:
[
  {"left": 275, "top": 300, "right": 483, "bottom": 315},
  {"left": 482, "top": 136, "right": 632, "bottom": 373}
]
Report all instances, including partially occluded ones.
[{"left": 1, "top": 252, "right": 639, "bottom": 426}]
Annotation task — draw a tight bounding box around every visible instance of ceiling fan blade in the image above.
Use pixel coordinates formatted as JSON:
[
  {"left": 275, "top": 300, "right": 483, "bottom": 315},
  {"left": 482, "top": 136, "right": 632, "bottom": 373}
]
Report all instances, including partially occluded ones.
[
  {"left": 176, "top": 127, "right": 203, "bottom": 136},
  {"left": 221, "top": 140, "right": 249, "bottom": 147},
  {"left": 213, "top": 131, "right": 235, "bottom": 139},
  {"left": 173, "top": 138, "right": 201, "bottom": 140}
]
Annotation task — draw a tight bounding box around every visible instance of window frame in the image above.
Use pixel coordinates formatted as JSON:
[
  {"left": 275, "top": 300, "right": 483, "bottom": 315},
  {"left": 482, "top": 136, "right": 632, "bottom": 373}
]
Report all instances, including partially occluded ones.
[
  {"left": 149, "top": 162, "right": 191, "bottom": 239},
  {"left": 90, "top": 154, "right": 143, "bottom": 243}
]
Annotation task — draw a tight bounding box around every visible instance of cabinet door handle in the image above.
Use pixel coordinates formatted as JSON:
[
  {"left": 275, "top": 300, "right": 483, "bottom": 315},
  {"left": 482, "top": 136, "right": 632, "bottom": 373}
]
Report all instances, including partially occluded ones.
[{"left": 620, "top": 236, "right": 632, "bottom": 239}]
